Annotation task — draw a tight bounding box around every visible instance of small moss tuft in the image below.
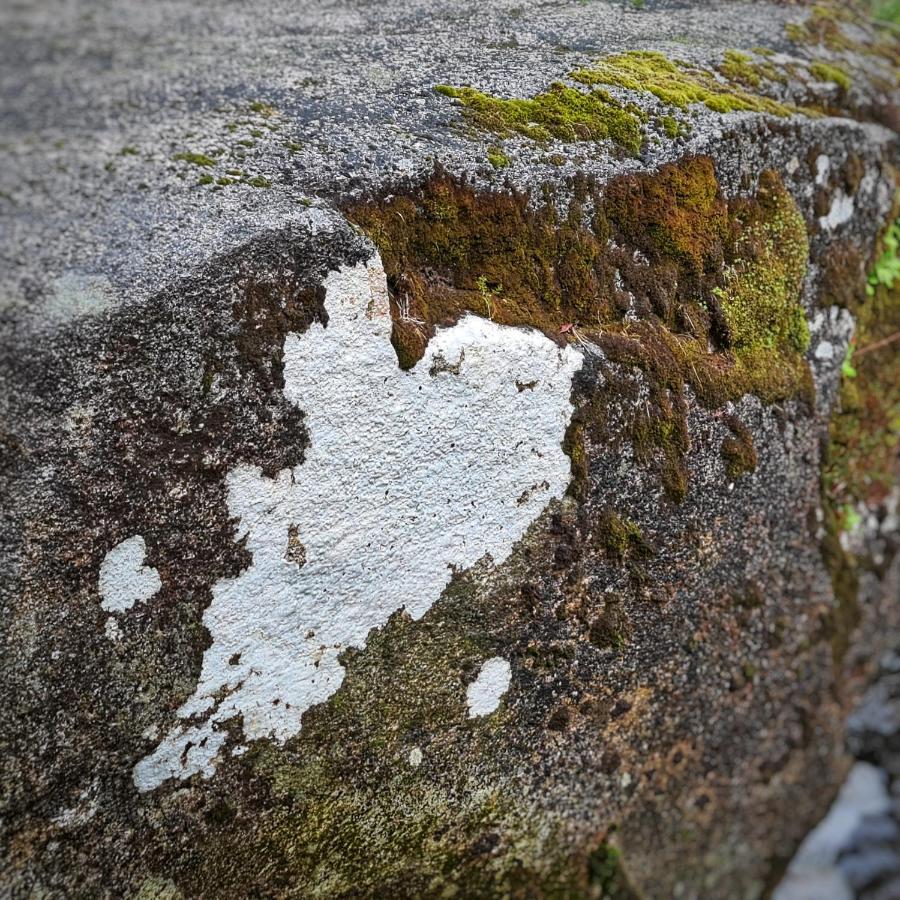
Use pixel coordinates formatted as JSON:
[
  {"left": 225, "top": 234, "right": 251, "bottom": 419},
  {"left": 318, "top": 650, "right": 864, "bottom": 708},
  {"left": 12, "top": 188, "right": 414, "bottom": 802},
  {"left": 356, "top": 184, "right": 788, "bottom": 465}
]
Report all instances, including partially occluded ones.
[
  {"left": 721, "top": 414, "right": 758, "bottom": 478},
  {"left": 809, "top": 60, "right": 852, "bottom": 89},
  {"left": 486, "top": 145, "right": 510, "bottom": 169},
  {"left": 435, "top": 82, "right": 646, "bottom": 154},
  {"left": 173, "top": 151, "right": 217, "bottom": 167}
]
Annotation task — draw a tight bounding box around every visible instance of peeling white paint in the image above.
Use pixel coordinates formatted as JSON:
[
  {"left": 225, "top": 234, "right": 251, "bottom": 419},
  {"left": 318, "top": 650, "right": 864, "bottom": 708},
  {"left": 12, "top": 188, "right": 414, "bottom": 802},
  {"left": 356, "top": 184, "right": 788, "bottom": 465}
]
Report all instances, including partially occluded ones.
[
  {"left": 467, "top": 657, "right": 512, "bottom": 718},
  {"left": 99, "top": 535, "right": 161, "bottom": 613},
  {"left": 814, "top": 154, "right": 830, "bottom": 186},
  {"left": 135, "top": 255, "right": 582, "bottom": 791},
  {"left": 408, "top": 747, "right": 423, "bottom": 767}
]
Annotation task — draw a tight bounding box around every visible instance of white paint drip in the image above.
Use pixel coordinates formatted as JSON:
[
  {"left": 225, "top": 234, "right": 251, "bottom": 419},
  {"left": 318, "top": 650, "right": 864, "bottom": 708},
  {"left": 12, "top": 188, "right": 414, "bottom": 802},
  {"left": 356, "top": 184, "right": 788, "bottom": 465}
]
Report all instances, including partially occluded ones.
[
  {"left": 466, "top": 657, "right": 512, "bottom": 718},
  {"left": 134, "top": 255, "right": 582, "bottom": 791},
  {"left": 99, "top": 535, "right": 161, "bottom": 613}
]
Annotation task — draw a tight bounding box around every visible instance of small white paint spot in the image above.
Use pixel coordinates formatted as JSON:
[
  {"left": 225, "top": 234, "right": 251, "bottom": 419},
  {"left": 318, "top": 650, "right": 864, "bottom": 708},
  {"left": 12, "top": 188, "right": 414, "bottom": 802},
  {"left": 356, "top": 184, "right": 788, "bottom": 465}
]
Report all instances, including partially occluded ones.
[
  {"left": 99, "top": 535, "right": 161, "bottom": 613},
  {"left": 620, "top": 772, "right": 632, "bottom": 788},
  {"left": 408, "top": 747, "right": 423, "bottom": 767},
  {"left": 815, "top": 154, "right": 830, "bottom": 186},
  {"left": 104, "top": 617, "right": 121, "bottom": 641},
  {"left": 231, "top": 744, "right": 248, "bottom": 757},
  {"left": 814, "top": 340, "right": 835, "bottom": 361},
  {"left": 819, "top": 191, "right": 854, "bottom": 231},
  {"left": 135, "top": 256, "right": 582, "bottom": 791},
  {"left": 466, "top": 657, "right": 512, "bottom": 718}
]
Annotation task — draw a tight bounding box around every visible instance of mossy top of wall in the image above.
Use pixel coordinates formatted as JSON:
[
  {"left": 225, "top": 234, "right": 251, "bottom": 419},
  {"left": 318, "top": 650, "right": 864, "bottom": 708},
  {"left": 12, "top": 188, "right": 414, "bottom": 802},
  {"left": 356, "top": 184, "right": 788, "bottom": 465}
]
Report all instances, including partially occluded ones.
[
  {"left": 344, "top": 156, "right": 814, "bottom": 501},
  {"left": 434, "top": 48, "right": 834, "bottom": 157}
]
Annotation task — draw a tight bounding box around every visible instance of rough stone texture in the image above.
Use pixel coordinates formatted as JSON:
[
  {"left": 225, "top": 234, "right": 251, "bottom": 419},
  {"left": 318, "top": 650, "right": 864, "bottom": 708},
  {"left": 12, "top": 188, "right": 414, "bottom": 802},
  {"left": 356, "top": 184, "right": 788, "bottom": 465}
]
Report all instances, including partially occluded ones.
[{"left": 1, "top": 1, "right": 898, "bottom": 898}]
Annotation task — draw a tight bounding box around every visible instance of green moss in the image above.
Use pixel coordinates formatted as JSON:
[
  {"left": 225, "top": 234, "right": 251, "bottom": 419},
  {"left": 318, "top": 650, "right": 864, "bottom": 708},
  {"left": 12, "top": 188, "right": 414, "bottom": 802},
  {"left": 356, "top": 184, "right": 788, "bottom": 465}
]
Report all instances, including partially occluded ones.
[
  {"left": 245, "top": 175, "right": 271, "bottom": 188},
  {"left": 714, "top": 171, "right": 810, "bottom": 354},
  {"left": 571, "top": 50, "right": 795, "bottom": 117},
  {"left": 658, "top": 115, "right": 688, "bottom": 138},
  {"left": 810, "top": 60, "right": 852, "bottom": 89},
  {"left": 197, "top": 174, "right": 214, "bottom": 185},
  {"left": 435, "top": 48, "right": 820, "bottom": 157},
  {"left": 173, "top": 151, "right": 217, "bottom": 167},
  {"left": 718, "top": 49, "right": 786, "bottom": 88},
  {"left": 249, "top": 100, "right": 277, "bottom": 117},
  {"left": 596, "top": 511, "right": 651, "bottom": 561},
  {"left": 120, "top": 145, "right": 139, "bottom": 156},
  {"left": 435, "top": 82, "right": 646, "bottom": 153},
  {"left": 487, "top": 145, "right": 510, "bottom": 168}
]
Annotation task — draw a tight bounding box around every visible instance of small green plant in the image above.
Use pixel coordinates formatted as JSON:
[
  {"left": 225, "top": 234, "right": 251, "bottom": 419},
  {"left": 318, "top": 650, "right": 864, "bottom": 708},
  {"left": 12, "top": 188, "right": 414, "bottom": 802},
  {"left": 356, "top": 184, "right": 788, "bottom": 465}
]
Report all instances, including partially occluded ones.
[
  {"left": 867, "top": 219, "right": 900, "bottom": 295},
  {"left": 476, "top": 275, "right": 502, "bottom": 318},
  {"left": 841, "top": 340, "right": 857, "bottom": 379},
  {"left": 841, "top": 504, "right": 863, "bottom": 531}
]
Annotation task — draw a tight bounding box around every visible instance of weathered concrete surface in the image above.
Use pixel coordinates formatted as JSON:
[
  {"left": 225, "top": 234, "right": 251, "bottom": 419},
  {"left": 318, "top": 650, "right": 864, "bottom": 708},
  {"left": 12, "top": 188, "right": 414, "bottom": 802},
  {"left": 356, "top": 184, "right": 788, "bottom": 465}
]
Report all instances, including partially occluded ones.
[{"left": 1, "top": 1, "right": 898, "bottom": 897}]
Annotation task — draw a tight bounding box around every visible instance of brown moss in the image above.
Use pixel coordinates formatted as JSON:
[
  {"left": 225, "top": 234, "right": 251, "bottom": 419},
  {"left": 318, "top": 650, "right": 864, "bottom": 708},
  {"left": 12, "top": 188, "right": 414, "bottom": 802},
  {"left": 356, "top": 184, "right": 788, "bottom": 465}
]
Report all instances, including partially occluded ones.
[
  {"left": 721, "top": 414, "right": 759, "bottom": 478},
  {"left": 589, "top": 596, "right": 633, "bottom": 650}
]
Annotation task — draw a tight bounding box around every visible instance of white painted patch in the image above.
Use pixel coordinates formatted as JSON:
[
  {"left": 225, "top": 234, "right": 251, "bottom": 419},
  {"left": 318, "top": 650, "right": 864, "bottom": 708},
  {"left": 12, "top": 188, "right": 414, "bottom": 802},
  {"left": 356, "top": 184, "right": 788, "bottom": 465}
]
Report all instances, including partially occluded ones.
[
  {"left": 99, "top": 535, "right": 161, "bottom": 613},
  {"left": 135, "top": 256, "right": 582, "bottom": 791},
  {"left": 408, "top": 747, "right": 423, "bottom": 767},
  {"left": 466, "top": 657, "right": 512, "bottom": 718},
  {"left": 819, "top": 191, "right": 854, "bottom": 230},
  {"left": 814, "top": 154, "right": 830, "bottom": 186}
]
